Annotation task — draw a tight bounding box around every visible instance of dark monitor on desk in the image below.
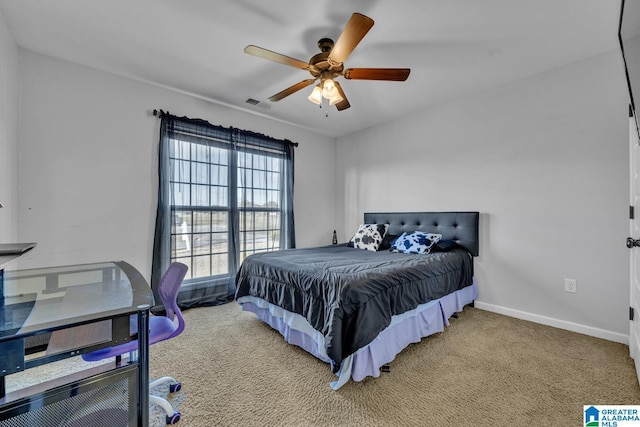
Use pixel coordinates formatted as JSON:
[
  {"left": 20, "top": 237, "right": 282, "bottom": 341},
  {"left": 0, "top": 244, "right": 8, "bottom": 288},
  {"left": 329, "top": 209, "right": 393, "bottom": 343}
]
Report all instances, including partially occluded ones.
[{"left": 0, "top": 243, "right": 36, "bottom": 256}]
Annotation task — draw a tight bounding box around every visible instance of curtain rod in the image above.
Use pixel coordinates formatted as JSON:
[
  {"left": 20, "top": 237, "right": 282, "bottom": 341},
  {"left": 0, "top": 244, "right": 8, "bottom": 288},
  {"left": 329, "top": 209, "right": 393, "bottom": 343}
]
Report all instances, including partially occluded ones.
[{"left": 152, "top": 109, "right": 299, "bottom": 147}]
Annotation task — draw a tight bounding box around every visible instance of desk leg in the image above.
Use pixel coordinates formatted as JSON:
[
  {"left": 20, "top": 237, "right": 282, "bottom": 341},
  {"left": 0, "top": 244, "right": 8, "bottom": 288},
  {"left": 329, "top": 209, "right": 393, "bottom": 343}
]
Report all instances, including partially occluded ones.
[{"left": 137, "top": 305, "right": 150, "bottom": 427}]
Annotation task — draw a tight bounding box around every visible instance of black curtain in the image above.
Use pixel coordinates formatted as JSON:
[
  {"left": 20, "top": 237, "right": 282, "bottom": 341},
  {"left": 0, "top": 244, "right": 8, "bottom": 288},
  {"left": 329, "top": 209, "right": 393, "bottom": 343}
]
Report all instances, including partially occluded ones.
[{"left": 151, "top": 113, "right": 296, "bottom": 312}]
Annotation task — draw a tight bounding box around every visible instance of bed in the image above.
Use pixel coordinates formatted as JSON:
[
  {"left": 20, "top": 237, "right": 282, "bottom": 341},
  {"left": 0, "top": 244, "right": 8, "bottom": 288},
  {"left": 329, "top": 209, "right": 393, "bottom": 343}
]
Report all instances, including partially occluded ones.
[{"left": 235, "top": 211, "right": 479, "bottom": 389}]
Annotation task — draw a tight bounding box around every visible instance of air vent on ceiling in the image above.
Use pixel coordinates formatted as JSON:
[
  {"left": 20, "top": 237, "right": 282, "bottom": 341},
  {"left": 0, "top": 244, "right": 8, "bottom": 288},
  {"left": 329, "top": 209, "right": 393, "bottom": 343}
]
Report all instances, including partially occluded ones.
[{"left": 245, "top": 98, "right": 270, "bottom": 110}]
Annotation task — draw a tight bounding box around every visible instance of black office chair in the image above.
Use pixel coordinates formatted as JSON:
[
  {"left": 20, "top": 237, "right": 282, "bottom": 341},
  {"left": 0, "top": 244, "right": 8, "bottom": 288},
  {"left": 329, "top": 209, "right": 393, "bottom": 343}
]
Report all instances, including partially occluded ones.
[{"left": 82, "top": 262, "right": 188, "bottom": 425}]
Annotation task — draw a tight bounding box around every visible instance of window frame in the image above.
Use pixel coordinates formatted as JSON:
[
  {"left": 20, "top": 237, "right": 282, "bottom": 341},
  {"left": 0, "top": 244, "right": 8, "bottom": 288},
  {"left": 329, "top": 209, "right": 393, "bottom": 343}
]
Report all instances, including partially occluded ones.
[{"left": 167, "top": 135, "right": 286, "bottom": 287}]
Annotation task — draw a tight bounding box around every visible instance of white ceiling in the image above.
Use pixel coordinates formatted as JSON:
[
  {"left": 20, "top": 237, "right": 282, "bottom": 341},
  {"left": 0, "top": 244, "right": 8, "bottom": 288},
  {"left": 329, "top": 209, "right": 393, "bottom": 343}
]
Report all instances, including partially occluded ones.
[{"left": 0, "top": 0, "right": 629, "bottom": 138}]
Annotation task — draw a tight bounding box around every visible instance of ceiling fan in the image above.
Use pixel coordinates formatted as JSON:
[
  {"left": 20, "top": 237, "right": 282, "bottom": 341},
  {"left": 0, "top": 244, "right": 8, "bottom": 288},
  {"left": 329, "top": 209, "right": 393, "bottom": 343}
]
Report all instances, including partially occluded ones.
[{"left": 244, "top": 12, "right": 410, "bottom": 111}]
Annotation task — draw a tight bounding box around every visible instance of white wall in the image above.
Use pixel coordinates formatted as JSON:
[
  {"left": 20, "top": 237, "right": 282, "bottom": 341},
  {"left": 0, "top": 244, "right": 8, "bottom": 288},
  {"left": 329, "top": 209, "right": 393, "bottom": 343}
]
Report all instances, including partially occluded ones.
[
  {"left": 0, "top": 8, "right": 19, "bottom": 242},
  {"left": 16, "top": 51, "right": 336, "bottom": 279},
  {"left": 337, "top": 49, "right": 631, "bottom": 341}
]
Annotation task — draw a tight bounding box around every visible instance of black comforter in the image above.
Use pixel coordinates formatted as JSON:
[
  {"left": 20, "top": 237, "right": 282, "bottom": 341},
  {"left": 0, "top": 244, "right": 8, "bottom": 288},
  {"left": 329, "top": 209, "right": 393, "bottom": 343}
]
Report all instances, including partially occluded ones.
[{"left": 235, "top": 244, "right": 473, "bottom": 369}]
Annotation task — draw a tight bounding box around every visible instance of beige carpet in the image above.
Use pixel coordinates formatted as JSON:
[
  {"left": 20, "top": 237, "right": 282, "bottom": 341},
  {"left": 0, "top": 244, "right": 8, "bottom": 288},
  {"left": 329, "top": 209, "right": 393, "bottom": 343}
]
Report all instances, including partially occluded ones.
[{"left": 148, "top": 303, "right": 640, "bottom": 427}]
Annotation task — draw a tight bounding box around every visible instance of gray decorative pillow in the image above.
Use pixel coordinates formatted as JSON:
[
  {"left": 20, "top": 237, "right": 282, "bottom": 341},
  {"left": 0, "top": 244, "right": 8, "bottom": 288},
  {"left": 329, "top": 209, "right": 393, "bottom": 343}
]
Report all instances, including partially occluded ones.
[{"left": 349, "top": 224, "right": 389, "bottom": 252}]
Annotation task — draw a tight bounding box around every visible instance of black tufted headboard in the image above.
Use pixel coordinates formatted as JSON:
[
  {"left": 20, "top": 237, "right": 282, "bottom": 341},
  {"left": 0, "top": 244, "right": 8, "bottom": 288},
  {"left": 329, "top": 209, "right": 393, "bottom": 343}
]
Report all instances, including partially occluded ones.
[{"left": 363, "top": 212, "right": 480, "bottom": 256}]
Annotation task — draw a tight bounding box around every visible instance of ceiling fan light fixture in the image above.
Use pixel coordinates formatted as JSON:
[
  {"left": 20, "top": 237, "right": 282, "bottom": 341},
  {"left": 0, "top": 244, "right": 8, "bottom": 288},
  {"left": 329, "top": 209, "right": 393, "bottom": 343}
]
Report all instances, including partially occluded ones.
[
  {"left": 329, "top": 92, "right": 344, "bottom": 106},
  {"left": 322, "top": 78, "right": 337, "bottom": 99},
  {"left": 307, "top": 85, "right": 323, "bottom": 105}
]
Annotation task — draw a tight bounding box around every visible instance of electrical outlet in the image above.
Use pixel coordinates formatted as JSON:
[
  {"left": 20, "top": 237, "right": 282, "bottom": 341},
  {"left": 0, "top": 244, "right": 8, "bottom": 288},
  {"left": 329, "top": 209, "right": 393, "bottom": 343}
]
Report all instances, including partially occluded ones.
[{"left": 565, "top": 278, "right": 577, "bottom": 293}]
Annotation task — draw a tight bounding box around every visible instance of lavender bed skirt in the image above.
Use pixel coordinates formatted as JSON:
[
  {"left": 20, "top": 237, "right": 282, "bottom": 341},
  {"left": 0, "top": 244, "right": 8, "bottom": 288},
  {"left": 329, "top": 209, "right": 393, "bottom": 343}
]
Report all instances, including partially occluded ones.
[{"left": 237, "top": 278, "right": 478, "bottom": 390}]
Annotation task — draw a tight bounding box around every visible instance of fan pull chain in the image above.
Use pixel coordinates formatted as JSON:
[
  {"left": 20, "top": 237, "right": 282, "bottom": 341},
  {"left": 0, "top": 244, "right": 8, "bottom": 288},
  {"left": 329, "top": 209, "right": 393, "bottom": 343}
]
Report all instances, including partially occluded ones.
[{"left": 322, "top": 97, "right": 329, "bottom": 118}]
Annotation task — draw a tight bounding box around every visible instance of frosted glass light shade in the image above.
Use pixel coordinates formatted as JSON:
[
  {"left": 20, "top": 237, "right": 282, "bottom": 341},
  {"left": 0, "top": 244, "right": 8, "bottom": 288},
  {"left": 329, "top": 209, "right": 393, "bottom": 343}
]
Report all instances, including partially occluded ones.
[
  {"left": 322, "top": 79, "right": 337, "bottom": 99},
  {"left": 307, "top": 86, "right": 322, "bottom": 105},
  {"left": 329, "top": 92, "right": 344, "bottom": 105}
]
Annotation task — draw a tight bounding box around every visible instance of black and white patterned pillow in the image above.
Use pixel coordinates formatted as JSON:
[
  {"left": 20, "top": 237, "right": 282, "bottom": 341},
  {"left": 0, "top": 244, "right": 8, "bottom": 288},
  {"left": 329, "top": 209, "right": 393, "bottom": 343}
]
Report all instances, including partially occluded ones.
[
  {"left": 349, "top": 223, "right": 389, "bottom": 252},
  {"left": 390, "top": 231, "right": 442, "bottom": 254}
]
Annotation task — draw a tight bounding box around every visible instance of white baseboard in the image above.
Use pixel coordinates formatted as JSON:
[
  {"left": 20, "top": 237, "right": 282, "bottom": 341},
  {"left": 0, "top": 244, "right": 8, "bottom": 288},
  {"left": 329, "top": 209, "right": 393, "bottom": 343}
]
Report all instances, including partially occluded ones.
[{"left": 473, "top": 301, "right": 629, "bottom": 345}]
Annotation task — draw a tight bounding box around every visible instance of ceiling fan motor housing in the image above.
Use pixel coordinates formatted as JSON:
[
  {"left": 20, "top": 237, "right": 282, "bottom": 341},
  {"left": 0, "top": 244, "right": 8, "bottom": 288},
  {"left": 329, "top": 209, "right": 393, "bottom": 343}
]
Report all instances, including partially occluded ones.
[{"left": 310, "top": 38, "right": 343, "bottom": 79}]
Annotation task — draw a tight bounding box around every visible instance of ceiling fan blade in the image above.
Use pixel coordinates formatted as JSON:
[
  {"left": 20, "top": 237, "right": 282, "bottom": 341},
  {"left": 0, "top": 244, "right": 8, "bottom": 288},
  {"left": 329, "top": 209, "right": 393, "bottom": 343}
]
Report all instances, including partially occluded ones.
[
  {"left": 244, "top": 45, "right": 310, "bottom": 70},
  {"left": 334, "top": 82, "right": 351, "bottom": 111},
  {"left": 343, "top": 68, "right": 411, "bottom": 81},
  {"left": 328, "top": 13, "right": 374, "bottom": 64},
  {"left": 268, "top": 79, "right": 317, "bottom": 102}
]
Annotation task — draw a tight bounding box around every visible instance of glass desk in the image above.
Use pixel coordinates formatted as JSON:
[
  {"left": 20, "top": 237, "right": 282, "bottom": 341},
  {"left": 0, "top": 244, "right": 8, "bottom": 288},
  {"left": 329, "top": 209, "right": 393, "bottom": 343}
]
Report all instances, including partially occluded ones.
[{"left": 0, "top": 261, "right": 154, "bottom": 427}]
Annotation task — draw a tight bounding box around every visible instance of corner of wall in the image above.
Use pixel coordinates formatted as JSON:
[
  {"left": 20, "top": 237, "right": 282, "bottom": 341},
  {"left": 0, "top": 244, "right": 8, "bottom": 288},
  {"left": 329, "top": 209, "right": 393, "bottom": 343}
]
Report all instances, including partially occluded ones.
[{"left": 0, "top": 8, "right": 20, "bottom": 242}]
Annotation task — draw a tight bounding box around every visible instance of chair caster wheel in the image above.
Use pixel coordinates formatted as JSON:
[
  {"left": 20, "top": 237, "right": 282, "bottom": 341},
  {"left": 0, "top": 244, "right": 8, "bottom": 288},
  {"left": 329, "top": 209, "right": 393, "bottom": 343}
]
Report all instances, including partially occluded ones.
[
  {"left": 169, "top": 382, "right": 182, "bottom": 393},
  {"left": 166, "top": 411, "right": 181, "bottom": 424}
]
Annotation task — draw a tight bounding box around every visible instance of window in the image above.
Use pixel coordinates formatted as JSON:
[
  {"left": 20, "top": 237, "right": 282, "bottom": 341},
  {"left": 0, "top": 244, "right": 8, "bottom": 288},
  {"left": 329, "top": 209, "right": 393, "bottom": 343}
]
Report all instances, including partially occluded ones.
[
  {"left": 170, "top": 140, "right": 231, "bottom": 280},
  {"left": 237, "top": 149, "right": 284, "bottom": 264},
  {"left": 152, "top": 114, "right": 295, "bottom": 309}
]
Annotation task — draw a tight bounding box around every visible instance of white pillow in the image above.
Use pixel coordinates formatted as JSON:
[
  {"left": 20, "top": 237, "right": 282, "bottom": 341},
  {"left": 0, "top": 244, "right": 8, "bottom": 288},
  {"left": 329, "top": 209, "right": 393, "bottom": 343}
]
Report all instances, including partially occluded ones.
[
  {"left": 390, "top": 231, "right": 442, "bottom": 254},
  {"left": 349, "top": 224, "right": 389, "bottom": 252}
]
